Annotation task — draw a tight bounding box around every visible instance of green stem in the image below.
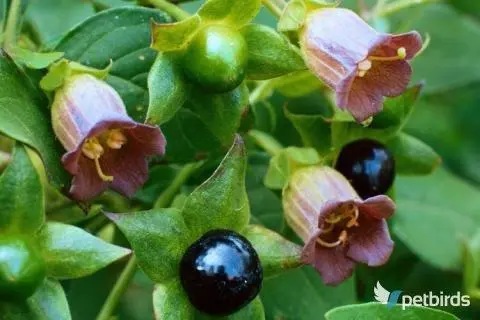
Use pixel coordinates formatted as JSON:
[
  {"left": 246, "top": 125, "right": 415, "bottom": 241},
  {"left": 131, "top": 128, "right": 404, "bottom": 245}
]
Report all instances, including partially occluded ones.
[
  {"left": 153, "top": 162, "right": 202, "bottom": 209},
  {"left": 376, "top": 0, "right": 440, "bottom": 17},
  {"left": 3, "top": 0, "right": 21, "bottom": 49},
  {"left": 249, "top": 80, "right": 274, "bottom": 106},
  {"left": 262, "top": 0, "right": 283, "bottom": 18},
  {"left": 146, "top": 0, "right": 190, "bottom": 21},
  {"left": 96, "top": 255, "right": 138, "bottom": 320}
]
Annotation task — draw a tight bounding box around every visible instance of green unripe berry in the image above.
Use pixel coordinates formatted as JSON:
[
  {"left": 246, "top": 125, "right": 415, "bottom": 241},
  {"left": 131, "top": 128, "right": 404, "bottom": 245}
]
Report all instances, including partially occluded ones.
[
  {"left": 183, "top": 25, "right": 248, "bottom": 93},
  {"left": 0, "top": 238, "right": 46, "bottom": 301}
]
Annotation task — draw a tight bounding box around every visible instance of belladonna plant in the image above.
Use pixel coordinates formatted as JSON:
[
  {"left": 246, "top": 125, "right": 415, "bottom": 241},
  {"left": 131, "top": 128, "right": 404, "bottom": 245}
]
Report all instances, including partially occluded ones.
[
  {"left": 282, "top": 166, "right": 396, "bottom": 285},
  {"left": 301, "top": 8, "right": 423, "bottom": 122},
  {"left": 51, "top": 74, "right": 167, "bottom": 201}
]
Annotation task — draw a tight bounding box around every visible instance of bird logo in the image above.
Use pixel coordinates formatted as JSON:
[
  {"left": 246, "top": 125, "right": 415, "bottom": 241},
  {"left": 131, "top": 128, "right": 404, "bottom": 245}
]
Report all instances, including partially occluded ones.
[{"left": 374, "top": 281, "right": 403, "bottom": 309}]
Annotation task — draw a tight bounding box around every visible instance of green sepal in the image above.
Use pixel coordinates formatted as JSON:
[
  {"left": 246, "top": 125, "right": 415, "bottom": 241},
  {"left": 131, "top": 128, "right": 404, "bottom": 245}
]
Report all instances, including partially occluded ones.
[
  {"left": 182, "top": 135, "right": 250, "bottom": 239},
  {"left": 305, "top": 0, "right": 340, "bottom": 10},
  {"left": 278, "top": 0, "right": 307, "bottom": 32},
  {"left": 464, "top": 230, "right": 480, "bottom": 299},
  {"left": 265, "top": 146, "right": 322, "bottom": 190},
  {"left": 146, "top": 53, "right": 189, "bottom": 125},
  {"left": 40, "top": 58, "right": 112, "bottom": 91},
  {"left": 241, "top": 24, "right": 306, "bottom": 80},
  {"left": 153, "top": 279, "right": 194, "bottom": 320},
  {"left": 387, "top": 132, "right": 441, "bottom": 176},
  {"left": 325, "top": 302, "right": 459, "bottom": 320},
  {"left": 36, "top": 222, "right": 131, "bottom": 279},
  {"left": 107, "top": 208, "right": 192, "bottom": 283},
  {"left": 196, "top": 297, "right": 265, "bottom": 320},
  {"left": 8, "top": 47, "right": 64, "bottom": 69},
  {"left": 198, "top": 0, "right": 262, "bottom": 28},
  {"left": 150, "top": 15, "right": 201, "bottom": 53},
  {"left": 243, "top": 225, "right": 302, "bottom": 279},
  {"left": 0, "top": 279, "right": 71, "bottom": 320},
  {"left": 0, "top": 144, "right": 44, "bottom": 234}
]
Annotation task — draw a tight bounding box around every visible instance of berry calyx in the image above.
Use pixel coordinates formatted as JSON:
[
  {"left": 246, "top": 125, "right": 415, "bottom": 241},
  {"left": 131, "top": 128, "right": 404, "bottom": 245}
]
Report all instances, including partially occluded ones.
[
  {"left": 0, "top": 238, "right": 46, "bottom": 301},
  {"left": 183, "top": 25, "right": 248, "bottom": 93},
  {"left": 179, "top": 229, "right": 263, "bottom": 316},
  {"left": 335, "top": 139, "right": 395, "bottom": 199}
]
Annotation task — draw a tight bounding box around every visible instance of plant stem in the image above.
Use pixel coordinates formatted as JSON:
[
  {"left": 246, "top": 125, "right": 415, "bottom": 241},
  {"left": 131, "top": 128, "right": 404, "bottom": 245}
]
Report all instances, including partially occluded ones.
[
  {"left": 249, "top": 80, "right": 274, "bottom": 105},
  {"left": 153, "top": 162, "right": 203, "bottom": 209},
  {"left": 3, "top": 0, "right": 21, "bottom": 50},
  {"left": 96, "top": 255, "right": 138, "bottom": 320},
  {"left": 262, "top": 0, "right": 283, "bottom": 18},
  {"left": 146, "top": 0, "right": 190, "bottom": 21}
]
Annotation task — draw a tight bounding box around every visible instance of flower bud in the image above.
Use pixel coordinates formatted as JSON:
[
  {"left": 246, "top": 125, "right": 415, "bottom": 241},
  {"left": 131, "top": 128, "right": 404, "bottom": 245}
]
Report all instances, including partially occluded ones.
[
  {"left": 283, "top": 166, "right": 395, "bottom": 286},
  {"left": 300, "top": 8, "right": 422, "bottom": 122},
  {"left": 52, "top": 74, "right": 167, "bottom": 201}
]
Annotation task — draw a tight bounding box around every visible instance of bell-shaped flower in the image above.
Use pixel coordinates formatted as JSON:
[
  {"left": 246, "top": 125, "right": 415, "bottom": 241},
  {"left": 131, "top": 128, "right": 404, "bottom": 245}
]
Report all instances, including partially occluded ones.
[
  {"left": 301, "top": 8, "right": 422, "bottom": 122},
  {"left": 283, "top": 166, "right": 395, "bottom": 285},
  {"left": 52, "top": 74, "right": 166, "bottom": 201}
]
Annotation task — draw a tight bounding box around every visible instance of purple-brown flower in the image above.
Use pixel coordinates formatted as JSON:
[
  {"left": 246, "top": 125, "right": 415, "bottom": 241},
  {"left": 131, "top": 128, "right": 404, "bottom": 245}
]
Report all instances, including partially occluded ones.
[
  {"left": 301, "top": 8, "right": 423, "bottom": 122},
  {"left": 52, "top": 74, "right": 166, "bottom": 201},
  {"left": 283, "top": 166, "right": 395, "bottom": 285}
]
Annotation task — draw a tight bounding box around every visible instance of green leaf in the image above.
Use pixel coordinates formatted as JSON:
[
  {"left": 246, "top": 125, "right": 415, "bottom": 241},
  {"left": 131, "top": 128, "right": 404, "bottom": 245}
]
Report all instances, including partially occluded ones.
[
  {"left": 0, "top": 279, "right": 71, "bottom": 320},
  {"left": 151, "top": 15, "right": 201, "bottom": 52},
  {"left": 153, "top": 280, "right": 194, "bottom": 320},
  {"left": 243, "top": 224, "right": 302, "bottom": 278},
  {"left": 55, "top": 7, "right": 172, "bottom": 121},
  {"left": 182, "top": 136, "right": 250, "bottom": 239},
  {"left": 241, "top": 24, "right": 306, "bottom": 80},
  {"left": 146, "top": 53, "right": 188, "bottom": 125},
  {"left": 188, "top": 84, "right": 248, "bottom": 144},
  {"left": 264, "top": 147, "right": 321, "bottom": 189},
  {"left": 387, "top": 132, "right": 441, "bottom": 176},
  {"left": 107, "top": 209, "right": 191, "bottom": 283},
  {"left": 0, "top": 144, "right": 44, "bottom": 234},
  {"left": 37, "top": 222, "right": 131, "bottom": 279},
  {"left": 272, "top": 70, "right": 323, "bottom": 98},
  {"left": 447, "top": 0, "right": 480, "bottom": 19},
  {"left": 393, "top": 168, "right": 480, "bottom": 270},
  {"left": 0, "top": 52, "right": 69, "bottom": 187},
  {"left": 196, "top": 297, "right": 265, "bottom": 320},
  {"left": 325, "top": 303, "right": 459, "bottom": 320},
  {"left": 464, "top": 230, "right": 480, "bottom": 299},
  {"left": 278, "top": 0, "right": 307, "bottom": 32},
  {"left": 9, "top": 47, "right": 63, "bottom": 69},
  {"left": 198, "top": 0, "right": 262, "bottom": 27}
]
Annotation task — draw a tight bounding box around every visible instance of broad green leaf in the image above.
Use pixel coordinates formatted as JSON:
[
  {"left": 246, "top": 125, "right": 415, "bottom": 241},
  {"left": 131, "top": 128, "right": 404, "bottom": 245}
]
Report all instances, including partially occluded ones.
[
  {"left": 146, "top": 53, "right": 188, "bottom": 125},
  {"left": 198, "top": 0, "right": 262, "bottom": 27},
  {"left": 241, "top": 24, "right": 306, "bottom": 80},
  {"left": 0, "top": 0, "right": 6, "bottom": 34},
  {"left": 464, "top": 230, "right": 480, "bottom": 299},
  {"left": 264, "top": 147, "right": 322, "bottom": 189},
  {"left": 261, "top": 267, "right": 356, "bottom": 319},
  {"left": 26, "top": 0, "right": 96, "bottom": 46},
  {"left": 325, "top": 303, "right": 459, "bottom": 320},
  {"left": 188, "top": 84, "right": 248, "bottom": 144},
  {"left": 243, "top": 224, "right": 302, "bottom": 278},
  {"left": 9, "top": 47, "right": 63, "bottom": 69},
  {"left": 55, "top": 7, "right": 172, "bottom": 121},
  {"left": 107, "top": 209, "right": 191, "bottom": 283},
  {"left": 196, "top": 297, "right": 265, "bottom": 320},
  {"left": 387, "top": 132, "right": 441, "bottom": 176},
  {"left": 182, "top": 136, "right": 250, "bottom": 239},
  {"left": 278, "top": 0, "right": 307, "bottom": 32},
  {"left": 393, "top": 168, "right": 480, "bottom": 270},
  {"left": 37, "top": 222, "right": 131, "bottom": 279},
  {"left": 153, "top": 280, "right": 194, "bottom": 320},
  {"left": 151, "top": 15, "right": 201, "bottom": 52},
  {"left": 0, "top": 51, "right": 69, "bottom": 187},
  {"left": 0, "top": 145, "right": 44, "bottom": 234},
  {"left": 0, "top": 279, "right": 71, "bottom": 320},
  {"left": 447, "top": 0, "right": 480, "bottom": 19},
  {"left": 273, "top": 70, "right": 323, "bottom": 98}
]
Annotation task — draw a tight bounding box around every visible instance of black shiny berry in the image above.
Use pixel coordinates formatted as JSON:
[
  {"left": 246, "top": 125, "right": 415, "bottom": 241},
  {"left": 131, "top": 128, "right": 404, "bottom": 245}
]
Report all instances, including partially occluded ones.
[
  {"left": 179, "top": 229, "right": 263, "bottom": 316},
  {"left": 335, "top": 139, "right": 395, "bottom": 199}
]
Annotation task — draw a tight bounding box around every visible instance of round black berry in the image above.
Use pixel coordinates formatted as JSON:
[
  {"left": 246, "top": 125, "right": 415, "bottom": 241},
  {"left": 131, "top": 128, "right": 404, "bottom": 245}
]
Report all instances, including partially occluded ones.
[
  {"left": 179, "top": 229, "right": 263, "bottom": 316},
  {"left": 335, "top": 139, "right": 395, "bottom": 199}
]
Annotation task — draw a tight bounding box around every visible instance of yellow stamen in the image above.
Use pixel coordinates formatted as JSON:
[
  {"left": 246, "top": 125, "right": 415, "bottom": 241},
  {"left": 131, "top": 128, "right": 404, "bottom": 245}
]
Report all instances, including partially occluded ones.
[
  {"left": 368, "top": 47, "right": 407, "bottom": 62},
  {"left": 346, "top": 206, "right": 360, "bottom": 228},
  {"left": 94, "top": 157, "right": 114, "bottom": 182},
  {"left": 317, "top": 230, "right": 348, "bottom": 248},
  {"left": 106, "top": 129, "right": 127, "bottom": 150}
]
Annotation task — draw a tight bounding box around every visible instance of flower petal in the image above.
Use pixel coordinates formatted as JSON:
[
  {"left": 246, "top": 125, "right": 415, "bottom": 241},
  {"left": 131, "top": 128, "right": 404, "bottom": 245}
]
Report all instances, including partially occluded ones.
[
  {"left": 67, "top": 156, "right": 108, "bottom": 201},
  {"left": 372, "top": 32, "right": 423, "bottom": 60},
  {"left": 126, "top": 123, "right": 167, "bottom": 156},
  {"left": 347, "top": 217, "right": 394, "bottom": 266},
  {"left": 358, "top": 195, "right": 396, "bottom": 219}
]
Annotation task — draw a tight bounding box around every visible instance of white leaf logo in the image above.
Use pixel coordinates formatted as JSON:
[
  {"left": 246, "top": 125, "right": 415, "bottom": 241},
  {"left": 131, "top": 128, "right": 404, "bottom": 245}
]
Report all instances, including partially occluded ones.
[{"left": 374, "top": 281, "right": 390, "bottom": 304}]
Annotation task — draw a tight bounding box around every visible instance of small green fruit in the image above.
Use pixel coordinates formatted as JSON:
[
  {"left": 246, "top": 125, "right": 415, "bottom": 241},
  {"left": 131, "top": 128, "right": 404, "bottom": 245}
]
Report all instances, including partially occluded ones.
[
  {"left": 0, "top": 238, "right": 46, "bottom": 301},
  {"left": 183, "top": 25, "right": 248, "bottom": 93}
]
